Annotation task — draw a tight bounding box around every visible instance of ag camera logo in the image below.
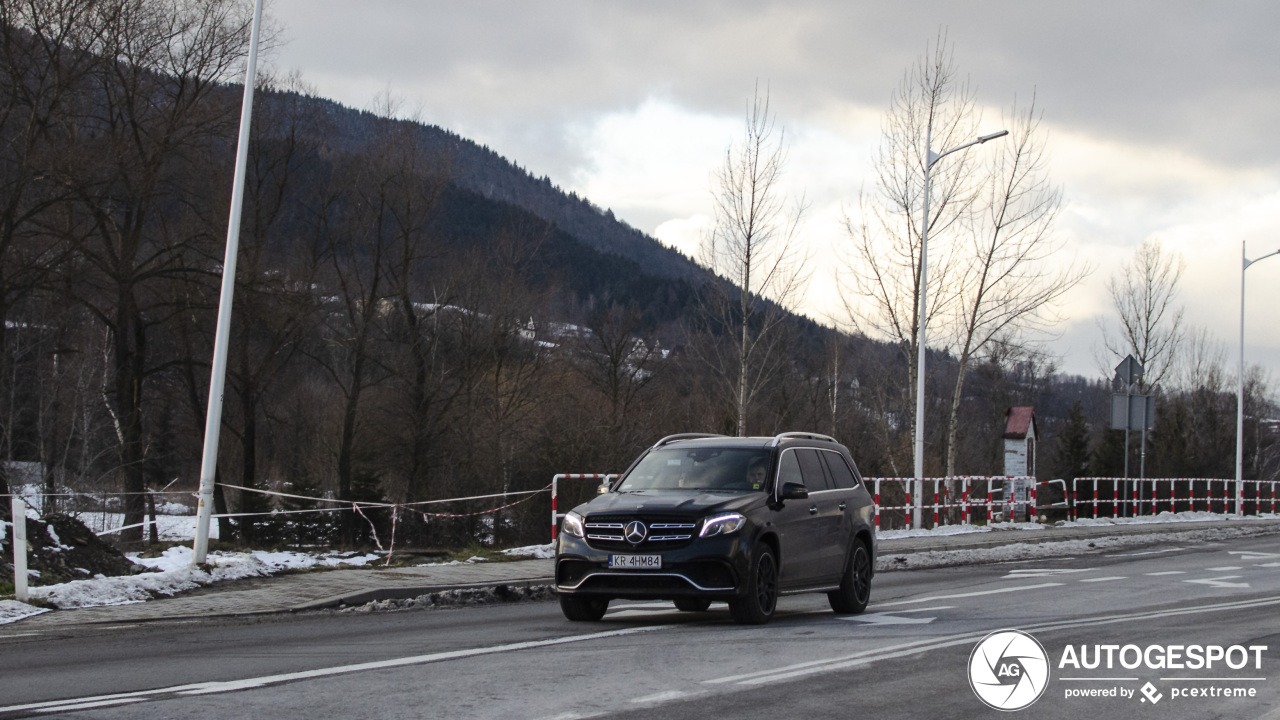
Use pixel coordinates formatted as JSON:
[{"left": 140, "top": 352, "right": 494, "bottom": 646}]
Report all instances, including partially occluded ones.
[{"left": 969, "top": 630, "right": 1050, "bottom": 711}]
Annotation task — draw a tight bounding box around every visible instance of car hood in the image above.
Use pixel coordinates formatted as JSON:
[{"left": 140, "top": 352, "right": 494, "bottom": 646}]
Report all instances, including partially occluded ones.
[{"left": 578, "top": 490, "right": 762, "bottom": 518}]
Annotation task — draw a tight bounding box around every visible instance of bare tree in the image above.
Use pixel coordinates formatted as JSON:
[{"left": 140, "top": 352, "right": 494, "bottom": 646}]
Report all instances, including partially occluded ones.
[
  {"left": 1100, "top": 238, "right": 1185, "bottom": 389},
  {"left": 696, "top": 85, "right": 808, "bottom": 437},
  {"left": 838, "top": 35, "right": 978, "bottom": 470},
  {"left": 942, "top": 97, "right": 1088, "bottom": 474}
]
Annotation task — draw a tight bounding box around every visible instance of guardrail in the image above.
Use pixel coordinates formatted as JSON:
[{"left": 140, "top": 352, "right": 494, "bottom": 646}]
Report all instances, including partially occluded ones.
[
  {"left": 1069, "top": 477, "right": 1280, "bottom": 520},
  {"left": 867, "top": 476, "right": 1039, "bottom": 530},
  {"left": 550, "top": 474, "right": 617, "bottom": 540}
]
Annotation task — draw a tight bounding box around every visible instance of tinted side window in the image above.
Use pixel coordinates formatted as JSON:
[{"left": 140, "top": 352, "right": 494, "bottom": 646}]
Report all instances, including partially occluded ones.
[
  {"left": 821, "top": 451, "right": 859, "bottom": 489},
  {"left": 777, "top": 450, "right": 804, "bottom": 490},
  {"left": 797, "top": 449, "right": 833, "bottom": 491}
]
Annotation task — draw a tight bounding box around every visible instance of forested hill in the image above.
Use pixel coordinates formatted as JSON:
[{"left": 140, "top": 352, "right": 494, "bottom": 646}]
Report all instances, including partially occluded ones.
[{"left": 297, "top": 93, "right": 707, "bottom": 282}]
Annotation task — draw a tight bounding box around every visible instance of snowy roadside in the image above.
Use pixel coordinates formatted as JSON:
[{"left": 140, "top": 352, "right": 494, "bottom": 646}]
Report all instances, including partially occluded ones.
[
  {"left": 0, "top": 546, "right": 379, "bottom": 623},
  {"left": 877, "top": 522, "right": 1280, "bottom": 572}
]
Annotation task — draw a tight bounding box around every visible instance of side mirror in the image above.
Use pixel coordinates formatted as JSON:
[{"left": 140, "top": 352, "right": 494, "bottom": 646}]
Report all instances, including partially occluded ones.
[
  {"left": 780, "top": 482, "right": 809, "bottom": 501},
  {"left": 597, "top": 484, "right": 610, "bottom": 494}
]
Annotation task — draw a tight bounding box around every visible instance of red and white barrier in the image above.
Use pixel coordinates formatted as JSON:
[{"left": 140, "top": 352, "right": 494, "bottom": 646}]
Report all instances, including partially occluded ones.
[
  {"left": 868, "top": 476, "right": 1039, "bottom": 530},
  {"left": 550, "top": 474, "right": 617, "bottom": 540},
  {"left": 1070, "top": 477, "right": 1280, "bottom": 519}
]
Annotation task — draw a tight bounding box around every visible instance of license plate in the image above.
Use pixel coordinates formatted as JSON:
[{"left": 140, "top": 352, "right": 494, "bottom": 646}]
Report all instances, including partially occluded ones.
[{"left": 608, "top": 554, "right": 662, "bottom": 569}]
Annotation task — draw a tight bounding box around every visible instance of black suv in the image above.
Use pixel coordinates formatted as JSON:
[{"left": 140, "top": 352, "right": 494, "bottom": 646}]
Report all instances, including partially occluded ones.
[{"left": 555, "top": 432, "right": 876, "bottom": 624}]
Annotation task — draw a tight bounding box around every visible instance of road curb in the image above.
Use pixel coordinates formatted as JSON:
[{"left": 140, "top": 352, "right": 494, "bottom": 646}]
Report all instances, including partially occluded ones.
[{"left": 290, "top": 578, "right": 555, "bottom": 611}]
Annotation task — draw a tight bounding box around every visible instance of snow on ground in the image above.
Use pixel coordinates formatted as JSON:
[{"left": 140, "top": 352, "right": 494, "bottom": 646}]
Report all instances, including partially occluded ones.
[
  {"left": 502, "top": 543, "right": 555, "bottom": 559},
  {"left": 24, "top": 547, "right": 381, "bottom": 610},
  {"left": 74, "top": 513, "right": 212, "bottom": 541},
  {"left": 0, "top": 599, "right": 49, "bottom": 625},
  {"left": 1060, "top": 510, "right": 1279, "bottom": 526},
  {"left": 876, "top": 522, "right": 1279, "bottom": 572}
]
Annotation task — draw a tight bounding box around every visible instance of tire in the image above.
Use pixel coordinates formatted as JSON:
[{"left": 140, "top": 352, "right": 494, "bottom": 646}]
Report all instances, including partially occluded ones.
[
  {"left": 828, "top": 540, "right": 872, "bottom": 614},
  {"left": 729, "top": 548, "right": 779, "bottom": 625},
  {"left": 559, "top": 595, "right": 609, "bottom": 621},
  {"left": 673, "top": 598, "right": 712, "bottom": 612}
]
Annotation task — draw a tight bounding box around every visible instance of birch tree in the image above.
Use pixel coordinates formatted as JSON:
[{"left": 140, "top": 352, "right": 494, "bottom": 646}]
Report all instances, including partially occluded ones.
[
  {"left": 1100, "top": 238, "right": 1185, "bottom": 389},
  {"left": 696, "top": 86, "right": 808, "bottom": 437},
  {"left": 839, "top": 36, "right": 980, "bottom": 471},
  {"left": 942, "top": 98, "right": 1087, "bottom": 475}
]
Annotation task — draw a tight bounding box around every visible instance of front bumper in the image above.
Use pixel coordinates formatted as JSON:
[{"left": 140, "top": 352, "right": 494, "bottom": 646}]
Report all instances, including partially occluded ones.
[{"left": 555, "top": 533, "right": 749, "bottom": 600}]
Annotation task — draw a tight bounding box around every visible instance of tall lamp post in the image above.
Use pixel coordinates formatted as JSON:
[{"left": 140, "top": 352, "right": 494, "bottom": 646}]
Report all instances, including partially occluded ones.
[
  {"left": 192, "top": 0, "right": 265, "bottom": 564},
  {"left": 1236, "top": 241, "right": 1280, "bottom": 517},
  {"left": 913, "top": 128, "right": 1007, "bottom": 529}
]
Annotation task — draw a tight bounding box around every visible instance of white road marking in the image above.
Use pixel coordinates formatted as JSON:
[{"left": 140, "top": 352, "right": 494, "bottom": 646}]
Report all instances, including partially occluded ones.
[
  {"left": 0, "top": 624, "right": 675, "bottom": 714},
  {"left": 1206, "top": 566, "right": 1243, "bottom": 571},
  {"left": 0, "top": 632, "right": 42, "bottom": 639},
  {"left": 705, "top": 595, "right": 1280, "bottom": 687},
  {"left": 1079, "top": 577, "right": 1127, "bottom": 583},
  {"left": 1185, "top": 576, "right": 1250, "bottom": 589},
  {"left": 606, "top": 609, "right": 681, "bottom": 618},
  {"left": 1145, "top": 571, "right": 1185, "bottom": 576},
  {"left": 630, "top": 690, "right": 689, "bottom": 704},
  {"left": 875, "top": 582, "right": 1063, "bottom": 608},
  {"left": 34, "top": 698, "right": 144, "bottom": 713},
  {"left": 608, "top": 602, "right": 675, "bottom": 611},
  {"left": 843, "top": 613, "right": 936, "bottom": 625},
  {"left": 1228, "top": 551, "right": 1280, "bottom": 559},
  {"left": 1105, "top": 548, "right": 1184, "bottom": 557},
  {"left": 1257, "top": 562, "right": 1280, "bottom": 568},
  {"left": 1001, "top": 568, "right": 1091, "bottom": 578}
]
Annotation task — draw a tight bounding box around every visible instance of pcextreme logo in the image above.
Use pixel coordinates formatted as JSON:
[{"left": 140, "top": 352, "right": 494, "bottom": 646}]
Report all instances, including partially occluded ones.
[{"left": 969, "top": 630, "right": 1051, "bottom": 711}]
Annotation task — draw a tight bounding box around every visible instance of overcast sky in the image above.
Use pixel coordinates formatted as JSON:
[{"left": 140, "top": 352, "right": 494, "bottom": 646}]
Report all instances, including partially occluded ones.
[{"left": 266, "top": 0, "right": 1280, "bottom": 383}]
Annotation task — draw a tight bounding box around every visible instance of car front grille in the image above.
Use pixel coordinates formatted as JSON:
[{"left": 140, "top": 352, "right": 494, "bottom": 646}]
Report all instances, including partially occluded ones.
[{"left": 583, "top": 514, "right": 699, "bottom": 551}]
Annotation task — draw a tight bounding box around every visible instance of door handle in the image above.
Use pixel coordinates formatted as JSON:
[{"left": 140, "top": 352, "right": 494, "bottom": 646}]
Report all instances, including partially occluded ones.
[
  {"left": 809, "top": 506, "right": 819, "bottom": 515},
  {"left": 838, "top": 502, "right": 847, "bottom": 511}
]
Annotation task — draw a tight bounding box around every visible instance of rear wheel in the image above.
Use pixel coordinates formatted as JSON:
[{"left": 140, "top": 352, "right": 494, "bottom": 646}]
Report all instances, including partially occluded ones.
[
  {"left": 559, "top": 595, "right": 609, "bottom": 621},
  {"left": 729, "top": 548, "right": 778, "bottom": 625},
  {"left": 673, "top": 598, "right": 712, "bottom": 612},
  {"left": 828, "top": 540, "right": 871, "bottom": 614}
]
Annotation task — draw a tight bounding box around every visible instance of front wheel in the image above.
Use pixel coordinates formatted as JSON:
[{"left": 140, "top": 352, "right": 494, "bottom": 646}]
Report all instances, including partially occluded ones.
[
  {"left": 828, "top": 540, "right": 871, "bottom": 614},
  {"left": 729, "top": 548, "right": 778, "bottom": 625},
  {"left": 560, "top": 595, "right": 609, "bottom": 621}
]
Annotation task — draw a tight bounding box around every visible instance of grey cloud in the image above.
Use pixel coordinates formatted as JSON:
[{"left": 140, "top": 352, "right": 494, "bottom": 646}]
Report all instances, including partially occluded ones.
[{"left": 271, "top": 1, "right": 1280, "bottom": 170}]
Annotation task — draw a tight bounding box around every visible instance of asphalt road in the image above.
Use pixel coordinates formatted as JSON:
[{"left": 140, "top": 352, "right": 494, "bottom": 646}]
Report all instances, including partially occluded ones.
[{"left": 2, "top": 534, "right": 1278, "bottom": 720}]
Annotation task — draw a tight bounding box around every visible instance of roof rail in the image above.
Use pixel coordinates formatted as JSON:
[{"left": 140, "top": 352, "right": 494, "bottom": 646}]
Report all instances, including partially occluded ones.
[
  {"left": 771, "top": 431, "right": 838, "bottom": 446},
  {"left": 652, "top": 433, "right": 726, "bottom": 448}
]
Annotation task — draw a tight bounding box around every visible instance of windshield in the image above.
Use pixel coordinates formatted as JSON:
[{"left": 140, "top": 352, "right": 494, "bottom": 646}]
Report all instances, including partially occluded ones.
[{"left": 617, "top": 447, "right": 773, "bottom": 493}]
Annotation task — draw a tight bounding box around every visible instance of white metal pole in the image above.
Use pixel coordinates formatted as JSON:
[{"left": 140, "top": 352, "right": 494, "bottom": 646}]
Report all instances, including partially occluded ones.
[
  {"left": 1237, "top": 241, "right": 1246, "bottom": 517},
  {"left": 914, "top": 134, "right": 931, "bottom": 530},
  {"left": 11, "top": 497, "right": 27, "bottom": 602},
  {"left": 193, "top": 0, "right": 265, "bottom": 564}
]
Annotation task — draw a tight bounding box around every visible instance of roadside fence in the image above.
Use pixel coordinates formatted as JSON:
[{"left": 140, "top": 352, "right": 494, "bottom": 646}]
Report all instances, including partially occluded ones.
[
  {"left": 867, "top": 476, "right": 1039, "bottom": 531},
  {"left": 1068, "top": 477, "right": 1280, "bottom": 520}
]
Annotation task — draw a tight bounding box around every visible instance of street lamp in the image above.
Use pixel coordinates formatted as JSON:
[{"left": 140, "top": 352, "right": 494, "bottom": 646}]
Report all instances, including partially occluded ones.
[
  {"left": 1236, "top": 241, "right": 1280, "bottom": 517},
  {"left": 193, "top": 0, "right": 265, "bottom": 564},
  {"left": 913, "top": 128, "right": 1007, "bottom": 529}
]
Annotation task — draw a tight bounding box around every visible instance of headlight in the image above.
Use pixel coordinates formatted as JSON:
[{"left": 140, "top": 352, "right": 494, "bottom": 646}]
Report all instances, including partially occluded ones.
[
  {"left": 700, "top": 512, "right": 745, "bottom": 537},
  {"left": 562, "top": 511, "right": 585, "bottom": 538}
]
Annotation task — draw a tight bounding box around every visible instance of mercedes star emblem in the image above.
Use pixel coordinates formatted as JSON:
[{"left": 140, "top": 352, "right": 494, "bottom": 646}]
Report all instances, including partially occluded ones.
[{"left": 624, "top": 520, "right": 647, "bottom": 544}]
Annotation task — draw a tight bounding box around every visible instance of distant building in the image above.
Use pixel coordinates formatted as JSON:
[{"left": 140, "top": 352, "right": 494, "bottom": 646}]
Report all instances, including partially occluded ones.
[{"left": 1003, "top": 406, "right": 1037, "bottom": 477}]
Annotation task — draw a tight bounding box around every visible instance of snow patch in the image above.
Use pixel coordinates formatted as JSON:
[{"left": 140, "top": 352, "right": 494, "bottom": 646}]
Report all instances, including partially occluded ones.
[
  {"left": 876, "top": 524, "right": 1279, "bottom": 572},
  {"left": 0, "top": 600, "right": 49, "bottom": 625},
  {"left": 501, "top": 543, "right": 555, "bottom": 559},
  {"left": 24, "top": 547, "right": 382, "bottom": 610}
]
